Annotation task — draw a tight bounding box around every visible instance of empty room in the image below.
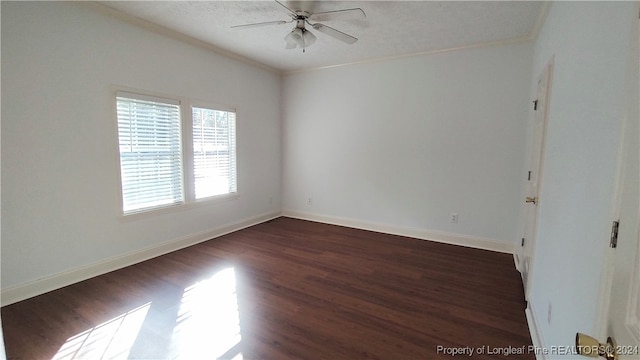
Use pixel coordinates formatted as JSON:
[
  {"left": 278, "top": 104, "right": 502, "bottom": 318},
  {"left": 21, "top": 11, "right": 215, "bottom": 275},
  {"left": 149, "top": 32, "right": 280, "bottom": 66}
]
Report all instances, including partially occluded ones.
[{"left": 1, "top": 1, "right": 638, "bottom": 359}]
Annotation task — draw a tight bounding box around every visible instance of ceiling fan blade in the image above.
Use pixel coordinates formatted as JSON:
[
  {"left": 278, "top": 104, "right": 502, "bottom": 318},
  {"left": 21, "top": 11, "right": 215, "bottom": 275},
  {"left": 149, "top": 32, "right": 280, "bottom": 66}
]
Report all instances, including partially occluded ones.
[
  {"left": 309, "top": 8, "right": 366, "bottom": 22},
  {"left": 231, "top": 20, "right": 289, "bottom": 29},
  {"left": 274, "top": 0, "right": 297, "bottom": 16},
  {"left": 311, "top": 23, "right": 358, "bottom": 44}
]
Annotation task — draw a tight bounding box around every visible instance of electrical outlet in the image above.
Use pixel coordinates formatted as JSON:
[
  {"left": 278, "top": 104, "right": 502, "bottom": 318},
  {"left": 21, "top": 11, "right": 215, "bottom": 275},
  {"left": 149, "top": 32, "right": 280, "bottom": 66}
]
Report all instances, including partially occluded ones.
[
  {"left": 547, "top": 302, "right": 552, "bottom": 324},
  {"left": 307, "top": 197, "right": 312, "bottom": 205},
  {"left": 450, "top": 212, "right": 458, "bottom": 223}
]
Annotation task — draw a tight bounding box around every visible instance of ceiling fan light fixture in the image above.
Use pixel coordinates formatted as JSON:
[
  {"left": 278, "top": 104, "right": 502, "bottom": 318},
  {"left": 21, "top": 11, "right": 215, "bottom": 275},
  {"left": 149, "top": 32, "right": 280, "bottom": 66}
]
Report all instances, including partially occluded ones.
[
  {"left": 302, "top": 29, "right": 316, "bottom": 47},
  {"left": 284, "top": 27, "right": 316, "bottom": 52},
  {"left": 292, "top": 28, "right": 304, "bottom": 48},
  {"left": 285, "top": 41, "right": 297, "bottom": 49},
  {"left": 284, "top": 30, "right": 299, "bottom": 49}
]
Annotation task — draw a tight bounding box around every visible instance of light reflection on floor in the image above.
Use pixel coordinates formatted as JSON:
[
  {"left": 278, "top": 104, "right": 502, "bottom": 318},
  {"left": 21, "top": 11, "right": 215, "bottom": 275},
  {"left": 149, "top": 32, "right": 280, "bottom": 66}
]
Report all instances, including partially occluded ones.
[
  {"left": 172, "top": 267, "right": 242, "bottom": 359},
  {"left": 51, "top": 267, "right": 242, "bottom": 360},
  {"left": 52, "top": 303, "right": 151, "bottom": 360}
]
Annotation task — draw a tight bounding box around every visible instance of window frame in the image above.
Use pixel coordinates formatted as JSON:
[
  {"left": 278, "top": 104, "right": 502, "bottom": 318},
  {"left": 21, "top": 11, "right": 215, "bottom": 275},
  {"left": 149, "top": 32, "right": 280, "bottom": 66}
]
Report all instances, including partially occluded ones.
[{"left": 113, "top": 87, "right": 239, "bottom": 220}]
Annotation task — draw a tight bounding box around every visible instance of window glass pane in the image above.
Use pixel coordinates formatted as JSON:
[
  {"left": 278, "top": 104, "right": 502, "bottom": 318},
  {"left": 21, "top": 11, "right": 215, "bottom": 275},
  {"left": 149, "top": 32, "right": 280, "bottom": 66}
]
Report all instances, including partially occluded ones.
[
  {"left": 192, "top": 107, "right": 237, "bottom": 199},
  {"left": 116, "top": 95, "right": 184, "bottom": 214}
]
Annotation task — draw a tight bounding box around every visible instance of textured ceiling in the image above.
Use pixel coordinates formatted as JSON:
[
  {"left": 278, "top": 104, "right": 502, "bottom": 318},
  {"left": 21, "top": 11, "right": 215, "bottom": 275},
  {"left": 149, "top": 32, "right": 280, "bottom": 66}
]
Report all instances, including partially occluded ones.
[{"left": 101, "top": 1, "right": 545, "bottom": 72}]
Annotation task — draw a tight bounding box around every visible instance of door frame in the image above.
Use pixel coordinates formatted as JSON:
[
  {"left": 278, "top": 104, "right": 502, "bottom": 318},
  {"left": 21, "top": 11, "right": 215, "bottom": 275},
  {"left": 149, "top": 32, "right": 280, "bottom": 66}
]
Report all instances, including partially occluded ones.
[{"left": 517, "top": 56, "right": 554, "bottom": 299}]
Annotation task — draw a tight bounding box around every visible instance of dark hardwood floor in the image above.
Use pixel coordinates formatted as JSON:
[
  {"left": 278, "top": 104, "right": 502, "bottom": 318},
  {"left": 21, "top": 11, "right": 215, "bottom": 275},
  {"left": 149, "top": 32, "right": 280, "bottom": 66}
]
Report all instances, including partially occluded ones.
[{"left": 2, "top": 217, "right": 534, "bottom": 359}]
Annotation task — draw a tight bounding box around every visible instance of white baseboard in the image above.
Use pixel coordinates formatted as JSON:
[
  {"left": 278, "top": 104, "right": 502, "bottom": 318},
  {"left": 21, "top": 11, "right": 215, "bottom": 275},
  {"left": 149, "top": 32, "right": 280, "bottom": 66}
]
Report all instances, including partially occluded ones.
[
  {"left": 525, "top": 302, "right": 547, "bottom": 360},
  {"left": 2, "top": 210, "right": 515, "bottom": 306},
  {"left": 282, "top": 210, "right": 514, "bottom": 254},
  {"left": 1, "top": 211, "right": 281, "bottom": 307},
  {"left": 514, "top": 252, "right": 522, "bottom": 272}
]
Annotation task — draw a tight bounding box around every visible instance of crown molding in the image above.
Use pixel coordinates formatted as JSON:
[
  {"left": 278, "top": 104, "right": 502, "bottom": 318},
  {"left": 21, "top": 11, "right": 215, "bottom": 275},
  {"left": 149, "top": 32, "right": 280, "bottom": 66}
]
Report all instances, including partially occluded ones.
[
  {"left": 82, "top": 2, "right": 283, "bottom": 76},
  {"left": 284, "top": 35, "right": 534, "bottom": 75}
]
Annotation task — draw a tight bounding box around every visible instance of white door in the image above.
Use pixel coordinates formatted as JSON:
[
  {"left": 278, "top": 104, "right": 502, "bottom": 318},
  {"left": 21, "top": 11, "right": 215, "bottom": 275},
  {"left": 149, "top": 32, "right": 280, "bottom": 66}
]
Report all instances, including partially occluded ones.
[
  {"left": 516, "top": 59, "right": 553, "bottom": 298},
  {"left": 606, "top": 86, "right": 640, "bottom": 357},
  {"left": 594, "top": 10, "right": 640, "bottom": 359}
]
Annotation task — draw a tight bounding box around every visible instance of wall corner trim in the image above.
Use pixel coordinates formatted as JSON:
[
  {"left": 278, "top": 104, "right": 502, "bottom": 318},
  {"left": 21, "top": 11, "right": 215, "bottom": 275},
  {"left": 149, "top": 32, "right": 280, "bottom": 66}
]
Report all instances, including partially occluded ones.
[
  {"left": 525, "top": 302, "right": 548, "bottom": 360},
  {"left": 1, "top": 211, "right": 282, "bottom": 307},
  {"left": 282, "top": 210, "right": 514, "bottom": 254}
]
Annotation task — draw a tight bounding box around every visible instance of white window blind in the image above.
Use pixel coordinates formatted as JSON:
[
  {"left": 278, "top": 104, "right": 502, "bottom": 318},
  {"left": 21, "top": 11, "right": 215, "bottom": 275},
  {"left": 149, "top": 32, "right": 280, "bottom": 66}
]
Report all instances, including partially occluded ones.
[
  {"left": 116, "top": 93, "right": 184, "bottom": 214},
  {"left": 192, "top": 106, "right": 237, "bottom": 199}
]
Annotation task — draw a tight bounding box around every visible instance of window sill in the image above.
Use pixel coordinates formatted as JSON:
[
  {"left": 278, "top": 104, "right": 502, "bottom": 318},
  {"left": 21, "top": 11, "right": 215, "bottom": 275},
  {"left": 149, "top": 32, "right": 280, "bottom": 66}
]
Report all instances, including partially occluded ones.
[{"left": 118, "top": 193, "right": 239, "bottom": 222}]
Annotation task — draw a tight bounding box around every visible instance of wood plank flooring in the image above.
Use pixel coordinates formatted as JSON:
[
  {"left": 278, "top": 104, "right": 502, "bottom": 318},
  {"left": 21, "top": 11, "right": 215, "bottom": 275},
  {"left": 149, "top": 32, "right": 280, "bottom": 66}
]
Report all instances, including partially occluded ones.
[{"left": 2, "top": 217, "right": 534, "bottom": 359}]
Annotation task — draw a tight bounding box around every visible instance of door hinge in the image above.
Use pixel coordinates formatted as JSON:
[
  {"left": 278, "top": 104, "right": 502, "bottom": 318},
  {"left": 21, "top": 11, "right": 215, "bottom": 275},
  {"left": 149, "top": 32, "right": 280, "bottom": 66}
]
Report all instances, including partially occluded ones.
[
  {"left": 527, "top": 171, "right": 532, "bottom": 181},
  {"left": 610, "top": 220, "right": 619, "bottom": 248},
  {"left": 533, "top": 99, "right": 539, "bottom": 111},
  {"left": 521, "top": 238, "right": 525, "bottom": 247}
]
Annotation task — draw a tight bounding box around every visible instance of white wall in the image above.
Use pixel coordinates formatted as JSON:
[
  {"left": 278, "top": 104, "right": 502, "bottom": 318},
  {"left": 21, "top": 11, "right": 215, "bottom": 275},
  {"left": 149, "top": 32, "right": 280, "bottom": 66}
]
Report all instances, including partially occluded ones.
[
  {"left": 526, "top": 2, "right": 635, "bottom": 351},
  {"left": 283, "top": 43, "right": 533, "bottom": 247},
  {"left": 1, "top": 2, "right": 281, "bottom": 300}
]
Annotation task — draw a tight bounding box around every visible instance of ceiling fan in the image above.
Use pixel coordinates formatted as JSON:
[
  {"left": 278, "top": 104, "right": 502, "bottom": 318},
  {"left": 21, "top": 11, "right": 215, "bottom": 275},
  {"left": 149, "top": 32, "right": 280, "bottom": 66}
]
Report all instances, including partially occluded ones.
[{"left": 231, "top": 0, "right": 366, "bottom": 52}]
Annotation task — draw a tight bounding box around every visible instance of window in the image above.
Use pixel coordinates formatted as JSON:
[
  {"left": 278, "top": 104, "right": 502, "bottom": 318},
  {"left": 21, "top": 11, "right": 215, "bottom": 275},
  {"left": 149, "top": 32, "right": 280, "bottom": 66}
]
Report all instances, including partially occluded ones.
[
  {"left": 116, "top": 91, "right": 237, "bottom": 216},
  {"left": 116, "top": 93, "right": 184, "bottom": 214},
  {"left": 192, "top": 107, "right": 237, "bottom": 199}
]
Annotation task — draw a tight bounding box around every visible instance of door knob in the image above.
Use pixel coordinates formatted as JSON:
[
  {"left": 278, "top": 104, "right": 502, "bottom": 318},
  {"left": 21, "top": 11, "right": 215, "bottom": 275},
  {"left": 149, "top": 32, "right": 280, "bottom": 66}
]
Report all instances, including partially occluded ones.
[
  {"left": 525, "top": 196, "right": 538, "bottom": 205},
  {"left": 576, "top": 332, "right": 618, "bottom": 360}
]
